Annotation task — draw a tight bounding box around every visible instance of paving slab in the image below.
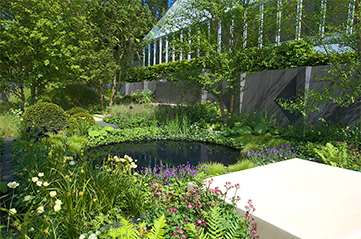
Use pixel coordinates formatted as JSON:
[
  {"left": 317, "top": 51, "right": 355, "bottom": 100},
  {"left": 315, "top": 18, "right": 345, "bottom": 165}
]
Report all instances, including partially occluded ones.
[
  {"left": 204, "top": 158, "right": 361, "bottom": 239},
  {"left": 0, "top": 137, "right": 15, "bottom": 182},
  {"left": 93, "top": 114, "right": 119, "bottom": 130}
]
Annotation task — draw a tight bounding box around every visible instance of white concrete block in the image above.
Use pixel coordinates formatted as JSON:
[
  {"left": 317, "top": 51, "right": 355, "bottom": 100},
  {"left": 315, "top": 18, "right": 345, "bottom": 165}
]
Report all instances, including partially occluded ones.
[{"left": 205, "top": 158, "right": 361, "bottom": 239}]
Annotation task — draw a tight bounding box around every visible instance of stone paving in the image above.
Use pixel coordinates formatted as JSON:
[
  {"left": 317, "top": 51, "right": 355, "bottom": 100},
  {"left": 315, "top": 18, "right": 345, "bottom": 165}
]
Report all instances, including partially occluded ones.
[
  {"left": 0, "top": 137, "right": 15, "bottom": 220},
  {"left": 0, "top": 137, "right": 15, "bottom": 184}
]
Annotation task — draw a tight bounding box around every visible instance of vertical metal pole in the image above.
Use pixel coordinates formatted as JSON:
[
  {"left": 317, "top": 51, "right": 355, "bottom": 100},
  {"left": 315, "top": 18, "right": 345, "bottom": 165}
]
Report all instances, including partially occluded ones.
[
  {"left": 276, "top": 0, "right": 282, "bottom": 45},
  {"left": 243, "top": 10, "right": 248, "bottom": 49},
  {"left": 159, "top": 38, "right": 162, "bottom": 64},
  {"left": 165, "top": 36, "right": 169, "bottom": 63},
  {"left": 259, "top": 3, "right": 264, "bottom": 48},
  {"left": 148, "top": 44, "right": 151, "bottom": 66},
  {"left": 153, "top": 41, "right": 156, "bottom": 65},
  {"left": 180, "top": 31, "right": 183, "bottom": 60},
  {"left": 188, "top": 28, "right": 191, "bottom": 60},
  {"left": 296, "top": 0, "right": 303, "bottom": 40},
  {"left": 142, "top": 48, "right": 145, "bottom": 66},
  {"left": 218, "top": 22, "right": 222, "bottom": 52},
  {"left": 347, "top": 0, "right": 356, "bottom": 35},
  {"left": 319, "top": 0, "right": 327, "bottom": 38}
]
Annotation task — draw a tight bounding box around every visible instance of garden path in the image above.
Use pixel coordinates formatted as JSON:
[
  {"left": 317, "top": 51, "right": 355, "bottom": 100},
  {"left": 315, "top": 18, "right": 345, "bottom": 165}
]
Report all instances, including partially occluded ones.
[
  {"left": 0, "top": 137, "right": 15, "bottom": 183},
  {"left": 93, "top": 114, "right": 119, "bottom": 130},
  {"left": 0, "top": 137, "right": 15, "bottom": 221}
]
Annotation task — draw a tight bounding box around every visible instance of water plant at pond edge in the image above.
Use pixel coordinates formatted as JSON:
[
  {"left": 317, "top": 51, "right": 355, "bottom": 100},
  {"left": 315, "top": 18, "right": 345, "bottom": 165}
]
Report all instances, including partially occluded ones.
[{"left": 243, "top": 144, "right": 297, "bottom": 166}]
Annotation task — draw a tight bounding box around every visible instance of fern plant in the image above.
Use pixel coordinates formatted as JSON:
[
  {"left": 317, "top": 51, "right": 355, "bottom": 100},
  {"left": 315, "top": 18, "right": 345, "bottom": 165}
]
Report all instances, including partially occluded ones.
[
  {"left": 184, "top": 205, "right": 255, "bottom": 239},
  {"left": 313, "top": 142, "right": 353, "bottom": 169},
  {"left": 106, "top": 214, "right": 166, "bottom": 239}
]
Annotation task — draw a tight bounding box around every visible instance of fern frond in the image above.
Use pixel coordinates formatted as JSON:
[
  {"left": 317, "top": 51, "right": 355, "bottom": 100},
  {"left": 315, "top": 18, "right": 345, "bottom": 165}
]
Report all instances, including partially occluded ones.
[
  {"left": 185, "top": 223, "right": 207, "bottom": 239},
  {"left": 107, "top": 217, "right": 140, "bottom": 239},
  {"left": 204, "top": 206, "right": 226, "bottom": 239},
  {"left": 147, "top": 214, "right": 166, "bottom": 239},
  {"left": 224, "top": 219, "right": 247, "bottom": 239}
]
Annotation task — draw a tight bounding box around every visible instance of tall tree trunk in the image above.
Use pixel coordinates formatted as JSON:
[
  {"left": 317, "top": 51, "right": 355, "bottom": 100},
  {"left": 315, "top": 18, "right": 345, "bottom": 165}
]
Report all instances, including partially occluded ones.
[
  {"left": 109, "top": 71, "right": 118, "bottom": 108},
  {"left": 19, "top": 84, "right": 26, "bottom": 111},
  {"left": 229, "top": 92, "right": 234, "bottom": 114},
  {"left": 217, "top": 82, "right": 228, "bottom": 124},
  {"left": 99, "top": 89, "right": 104, "bottom": 109},
  {"left": 30, "top": 82, "right": 37, "bottom": 105},
  {"left": 1, "top": 90, "right": 12, "bottom": 109}
]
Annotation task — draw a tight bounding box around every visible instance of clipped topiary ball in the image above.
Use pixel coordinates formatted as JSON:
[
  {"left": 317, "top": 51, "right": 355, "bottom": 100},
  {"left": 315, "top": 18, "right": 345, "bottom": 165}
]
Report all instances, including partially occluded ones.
[
  {"left": 22, "top": 102, "right": 68, "bottom": 131},
  {"left": 66, "top": 107, "right": 88, "bottom": 117},
  {"left": 68, "top": 113, "right": 96, "bottom": 127}
]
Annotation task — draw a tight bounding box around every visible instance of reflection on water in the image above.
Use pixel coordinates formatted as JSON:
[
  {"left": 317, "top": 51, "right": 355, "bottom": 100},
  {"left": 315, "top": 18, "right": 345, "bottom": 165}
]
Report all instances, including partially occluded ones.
[{"left": 86, "top": 140, "right": 241, "bottom": 168}]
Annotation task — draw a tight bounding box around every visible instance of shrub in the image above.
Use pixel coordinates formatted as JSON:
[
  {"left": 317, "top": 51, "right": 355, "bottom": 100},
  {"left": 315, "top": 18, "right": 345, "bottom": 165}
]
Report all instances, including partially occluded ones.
[
  {"left": 68, "top": 113, "right": 96, "bottom": 126},
  {"left": 47, "top": 83, "right": 101, "bottom": 111},
  {"left": 0, "top": 101, "right": 10, "bottom": 114},
  {"left": 66, "top": 107, "right": 89, "bottom": 116},
  {"left": 21, "top": 102, "right": 68, "bottom": 131}
]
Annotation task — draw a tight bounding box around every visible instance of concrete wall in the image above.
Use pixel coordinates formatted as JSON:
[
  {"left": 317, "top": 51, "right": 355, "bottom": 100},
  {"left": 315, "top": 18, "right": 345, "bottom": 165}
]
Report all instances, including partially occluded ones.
[
  {"left": 120, "top": 65, "right": 361, "bottom": 126},
  {"left": 241, "top": 65, "right": 361, "bottom": 126}
]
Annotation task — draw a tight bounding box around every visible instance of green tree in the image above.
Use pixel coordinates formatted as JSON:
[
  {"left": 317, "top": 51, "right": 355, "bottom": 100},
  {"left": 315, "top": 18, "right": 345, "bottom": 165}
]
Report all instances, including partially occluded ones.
[
  {"left": 278, "top": 0, "right": 361, "bottom": 121},
  {"left": 71, "top": 0, "right": 153, "bottom": 107},
  {"left": 0, "top": 0, "right": 81, "bottom": 109},
  {"left": 158, "top": 0, "right": 280, "bottom": 123},
  {"left": 142, "top": 0, "right": 176, "bottom": 23}
]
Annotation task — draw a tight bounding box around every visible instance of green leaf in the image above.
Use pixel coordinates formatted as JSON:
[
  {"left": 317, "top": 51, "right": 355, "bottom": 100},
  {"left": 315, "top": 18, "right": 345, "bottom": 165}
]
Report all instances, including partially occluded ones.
[
  {"left": 0, "top": 182, "right": 8, "bottom": 194},
  {"left": 88, "top": 130, "right": 100, "bottom": 137},
  {"left": 103, "top": 126, "right": 114, "bottom": 131}
]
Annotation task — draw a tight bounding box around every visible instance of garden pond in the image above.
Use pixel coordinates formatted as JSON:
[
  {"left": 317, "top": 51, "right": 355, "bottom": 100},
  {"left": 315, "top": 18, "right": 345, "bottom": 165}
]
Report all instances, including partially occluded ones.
[{"left": 86, "top": 140, "right": 242, "bottom": 168}]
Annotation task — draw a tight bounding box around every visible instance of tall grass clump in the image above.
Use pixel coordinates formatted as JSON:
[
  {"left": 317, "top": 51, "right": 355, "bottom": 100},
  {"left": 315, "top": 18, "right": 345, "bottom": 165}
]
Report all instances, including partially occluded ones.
[
  {"left": 105, "top": 103, "right": 157, "bottom": 128},
  {"left": 0, "top": 112, "right": 21, "bottom": 137}
]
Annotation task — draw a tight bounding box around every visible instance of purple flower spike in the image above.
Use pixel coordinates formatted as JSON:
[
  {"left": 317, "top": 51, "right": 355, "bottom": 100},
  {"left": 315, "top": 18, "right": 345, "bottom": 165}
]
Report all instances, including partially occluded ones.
[{"left": 130, "top": 106, "right": 133, "bottom": 109}]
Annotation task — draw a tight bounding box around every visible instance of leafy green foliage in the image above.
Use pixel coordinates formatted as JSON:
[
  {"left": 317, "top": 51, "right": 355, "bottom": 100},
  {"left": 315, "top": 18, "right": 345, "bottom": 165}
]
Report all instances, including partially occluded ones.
[
  {"left": 313, "top": 142, "right": 361, "bottom": 170},
  {"left": 67, "top": 113, "right": 96, "bottom": 136},
  {"left": 66, "top": 107, "right": 89, "bottom": 116},
  {"left": 0, "top": 0, "right": 81, "bottom": 108},
  {"left": 277, "top": 1, "right": 361, "bottom": 119},
  {"left": 69, "top": 113, "right": 96, "bottom": 127},
  {"left": 227, "top": 160, "right": 257, "bottom": 173},
  {"left": 128, "top": 40, "right": 324, "bottom": 83},
  {"left": 184, "top": 205, "right": 255, "bottom": 239},
  {"left": 21, "top": 102, "right": 68, "bottom": 131},
  {"left": 48, "top": 83, "right": 101, "bottom": 111},
  {"left": 224, "top": 125, "right": 253, "bottom": 137},
  {"left": 0, "top": 113, "right": 21, "bottom": 137}
]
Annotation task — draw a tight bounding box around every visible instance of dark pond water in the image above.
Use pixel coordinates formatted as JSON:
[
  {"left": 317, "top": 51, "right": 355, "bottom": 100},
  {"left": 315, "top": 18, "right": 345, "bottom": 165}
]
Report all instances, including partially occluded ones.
[{"left": 86, "top": 140, "right": 241, "bottom": 168}]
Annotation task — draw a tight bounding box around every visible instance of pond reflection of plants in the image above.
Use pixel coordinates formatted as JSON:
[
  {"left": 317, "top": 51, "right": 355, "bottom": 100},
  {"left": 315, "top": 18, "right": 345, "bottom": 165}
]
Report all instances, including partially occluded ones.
[
  {"left": 86, "top": 140, "right": 242, "bottom": 168},
  {"left": 2, "top": 134, "right": 259, "bottom": 239}
]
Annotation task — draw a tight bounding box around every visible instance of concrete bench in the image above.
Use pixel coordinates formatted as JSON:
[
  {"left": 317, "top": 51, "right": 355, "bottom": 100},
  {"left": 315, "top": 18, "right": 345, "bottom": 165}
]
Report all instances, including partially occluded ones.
[{"left": 205, "top": 158, "right": 361, "bottom": 239}]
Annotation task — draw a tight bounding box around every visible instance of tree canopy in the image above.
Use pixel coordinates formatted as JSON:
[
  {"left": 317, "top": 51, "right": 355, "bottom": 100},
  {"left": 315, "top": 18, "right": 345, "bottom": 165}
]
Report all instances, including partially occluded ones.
[{"left": 0, "top": 0, "right": 153, "bottom": 109}]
